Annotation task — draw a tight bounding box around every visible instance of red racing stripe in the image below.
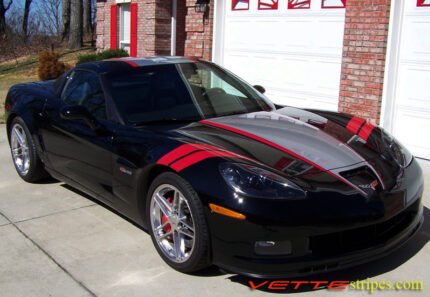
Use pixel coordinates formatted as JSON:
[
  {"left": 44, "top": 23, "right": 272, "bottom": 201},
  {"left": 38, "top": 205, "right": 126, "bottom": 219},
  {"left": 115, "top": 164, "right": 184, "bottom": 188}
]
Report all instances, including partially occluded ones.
[
  {"left": 200, "top": 119, "right": 368, "bottom": 196},
  {"left": 157, "top": 144, "right": 200, "bottom": 166},
  {"left": 346, "top": 116, "right": 365, "bottom": 134},
  {"left": 157, "top": 143, "right": 251, "bottom": 169},
  {"left": 108, "top": 58, "right": 139, "bottom": 67},
  {"left": 358, "top": 122, "right": 375, "bottom": 141},
  {"left": 170, "top": 150, "right": 247, "bottom": 172}
]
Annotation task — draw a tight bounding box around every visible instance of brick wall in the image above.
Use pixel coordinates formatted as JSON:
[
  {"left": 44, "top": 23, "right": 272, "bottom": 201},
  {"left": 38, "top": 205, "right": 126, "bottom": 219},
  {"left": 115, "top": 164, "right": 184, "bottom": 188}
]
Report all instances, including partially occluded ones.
[
  {"left": 96, "top": 0, "right": 172, "bottom": 56},
  {"left": 184, "top": 0, "right": 214, "bottom": 60},
  {"left": 338, "top": 0, "right": 391, "bottom": 124},
  {"left": 96, "top": 0, "right": 111, "bottom": 51}
]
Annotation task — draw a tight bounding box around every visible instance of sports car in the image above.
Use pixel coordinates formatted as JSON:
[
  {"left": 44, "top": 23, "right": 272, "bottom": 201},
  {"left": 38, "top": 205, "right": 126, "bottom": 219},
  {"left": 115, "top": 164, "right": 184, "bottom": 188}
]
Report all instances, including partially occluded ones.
[{"left": 4, "top": 56, "right": 424, "bottom": 277}]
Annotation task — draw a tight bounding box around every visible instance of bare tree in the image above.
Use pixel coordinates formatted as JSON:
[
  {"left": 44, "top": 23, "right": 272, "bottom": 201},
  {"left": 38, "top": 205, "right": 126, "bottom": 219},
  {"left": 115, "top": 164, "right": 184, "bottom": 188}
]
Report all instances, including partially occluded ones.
[
  {"left": 68, "top": 0, "right": 82, "bottom": 49},
  {"left": 22, "top": 0, "right": 32, "bottom": 41},
  {"left": 0, "top": 0, "right": 13, "bottom": 38},
  {"left": 61, "top": 0, "right": 70, "bottom": 41},
  {"left": 39, "top": 0, "right": 62, "bottom": 36},
  {"left": 83, "top": 0, "right": 92, "bottom": 36}
]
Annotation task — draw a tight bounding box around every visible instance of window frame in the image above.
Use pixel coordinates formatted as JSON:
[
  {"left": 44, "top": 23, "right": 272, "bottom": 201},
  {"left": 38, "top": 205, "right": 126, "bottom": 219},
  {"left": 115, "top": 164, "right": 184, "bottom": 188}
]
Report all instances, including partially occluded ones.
[
  {"left": 119, "top": 3, "right": 131, "bottom": 53},
  {"left": 417, "top": 0, "right": 430, "bottom": 7},
  {"left": 232, "top": 0, "right": 250, "bottom": 11},
  {"left": 258, "top": 0, "right": 279, "bottom": 10},
  {"left": 287, "top": 0, "right": 311, "bottom": 9},
  {"left": 60, "top": 69, "right": 110, "bottom": 120},
  {"left": 321, "top": 0, "right": 346, "bottom": 9}
]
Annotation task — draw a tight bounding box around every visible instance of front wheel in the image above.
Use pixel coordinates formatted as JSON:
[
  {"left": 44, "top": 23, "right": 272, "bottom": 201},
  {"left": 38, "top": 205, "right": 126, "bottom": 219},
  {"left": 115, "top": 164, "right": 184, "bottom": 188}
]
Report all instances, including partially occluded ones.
[{"left": 146, "top": 172, "right": 210, "bottom": 273}]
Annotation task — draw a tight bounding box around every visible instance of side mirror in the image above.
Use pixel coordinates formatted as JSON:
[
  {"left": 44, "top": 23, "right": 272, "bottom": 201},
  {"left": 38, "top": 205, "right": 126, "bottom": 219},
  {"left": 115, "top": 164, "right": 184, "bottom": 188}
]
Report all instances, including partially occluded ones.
[
  {"left": 253, "top": 85, "right": 266, "bottom": 94},
  {"left": 60, "top": 105, "right": 100, "bottom": 130}
]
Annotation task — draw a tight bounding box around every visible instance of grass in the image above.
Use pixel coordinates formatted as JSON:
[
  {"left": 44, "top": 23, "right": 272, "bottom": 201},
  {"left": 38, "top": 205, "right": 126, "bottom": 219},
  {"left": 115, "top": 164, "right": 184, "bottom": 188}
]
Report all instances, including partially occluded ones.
[{"left": 0, "top": 47, "right": 95, "bottom": 124}]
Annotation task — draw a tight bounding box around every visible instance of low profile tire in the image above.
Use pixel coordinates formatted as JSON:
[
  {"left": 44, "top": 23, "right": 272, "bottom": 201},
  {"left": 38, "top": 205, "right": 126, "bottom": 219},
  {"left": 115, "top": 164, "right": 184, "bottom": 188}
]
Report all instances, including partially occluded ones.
[
  {"left": 146, "top": 172, "right": 210, "bottom": 273},
  {"left": 9, "top": 117, "right": 49, "bottom": 183}
]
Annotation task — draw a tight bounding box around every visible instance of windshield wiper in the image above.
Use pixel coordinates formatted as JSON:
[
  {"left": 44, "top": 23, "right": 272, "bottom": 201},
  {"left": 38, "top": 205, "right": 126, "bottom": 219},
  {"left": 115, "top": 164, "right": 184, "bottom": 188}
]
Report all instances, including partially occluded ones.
[{"left": 132, "top": 118, "right": 198, "bottom": 126}]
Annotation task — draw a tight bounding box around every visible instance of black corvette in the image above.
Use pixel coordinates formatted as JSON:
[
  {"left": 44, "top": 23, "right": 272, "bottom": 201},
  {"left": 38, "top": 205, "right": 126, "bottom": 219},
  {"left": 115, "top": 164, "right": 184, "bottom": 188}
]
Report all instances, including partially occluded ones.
[{"left": 4, "top": 57, "right": 424, "bottom": 277}]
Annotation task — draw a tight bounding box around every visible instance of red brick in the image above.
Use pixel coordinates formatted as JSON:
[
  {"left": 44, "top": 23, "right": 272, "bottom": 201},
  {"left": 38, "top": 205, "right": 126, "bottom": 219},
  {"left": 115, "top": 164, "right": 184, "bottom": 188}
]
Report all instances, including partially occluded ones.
[{"left": 338, "top": 0, "right": 391, "bottom": 124}]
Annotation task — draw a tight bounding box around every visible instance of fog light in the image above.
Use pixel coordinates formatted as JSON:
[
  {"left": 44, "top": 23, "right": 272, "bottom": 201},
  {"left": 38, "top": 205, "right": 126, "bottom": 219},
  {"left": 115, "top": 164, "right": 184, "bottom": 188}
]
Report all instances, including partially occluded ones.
[{"left": 254, "top": 240, "right": 292, "bottom": 256}]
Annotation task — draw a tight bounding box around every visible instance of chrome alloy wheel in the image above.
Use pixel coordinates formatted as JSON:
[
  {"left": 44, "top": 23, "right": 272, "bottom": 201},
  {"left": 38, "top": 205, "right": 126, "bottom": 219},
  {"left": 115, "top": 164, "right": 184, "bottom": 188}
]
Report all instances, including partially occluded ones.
[
  {"left": 150, "top": 184, "right": 196, "bottom": 263},
  {"left": 10, "top": 123, "right": 30, "bottom": 176}
]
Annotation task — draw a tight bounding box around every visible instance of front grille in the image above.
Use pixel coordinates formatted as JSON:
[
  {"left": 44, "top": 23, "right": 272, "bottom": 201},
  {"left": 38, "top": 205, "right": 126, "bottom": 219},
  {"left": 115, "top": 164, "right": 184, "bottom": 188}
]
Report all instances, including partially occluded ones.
[{"left": 309, "top": 199, "right": 420, "bottom": 257}]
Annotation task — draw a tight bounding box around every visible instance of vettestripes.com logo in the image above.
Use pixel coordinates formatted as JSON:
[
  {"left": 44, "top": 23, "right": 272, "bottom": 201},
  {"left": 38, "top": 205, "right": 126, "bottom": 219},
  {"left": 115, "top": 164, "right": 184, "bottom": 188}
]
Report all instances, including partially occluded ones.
[{"left": 247, "top": 279, "right": 424, "bottom": 293}]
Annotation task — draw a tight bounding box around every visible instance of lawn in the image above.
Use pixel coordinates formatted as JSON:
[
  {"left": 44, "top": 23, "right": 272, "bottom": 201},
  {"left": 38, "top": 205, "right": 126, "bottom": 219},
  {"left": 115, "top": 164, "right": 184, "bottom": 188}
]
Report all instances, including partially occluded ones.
[{"left": 0, "top": 47, "right": 95, "bottom": 124}]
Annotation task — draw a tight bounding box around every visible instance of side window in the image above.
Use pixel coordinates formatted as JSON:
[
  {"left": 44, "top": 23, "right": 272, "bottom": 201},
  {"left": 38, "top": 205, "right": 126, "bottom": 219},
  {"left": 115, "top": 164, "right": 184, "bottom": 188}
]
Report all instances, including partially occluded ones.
[{"left": 61, "top": 71, "right": 107, "bottom": 120}]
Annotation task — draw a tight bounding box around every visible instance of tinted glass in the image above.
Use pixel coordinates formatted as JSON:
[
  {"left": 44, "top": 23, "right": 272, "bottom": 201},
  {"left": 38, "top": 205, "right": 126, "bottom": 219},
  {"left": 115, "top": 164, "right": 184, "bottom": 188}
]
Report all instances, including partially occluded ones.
[
  {"left": 105, "top": 62, "right": 274, "bottom": 125},
  {"left": 61, "top": 70, "right": 107, "bottom": 119}
]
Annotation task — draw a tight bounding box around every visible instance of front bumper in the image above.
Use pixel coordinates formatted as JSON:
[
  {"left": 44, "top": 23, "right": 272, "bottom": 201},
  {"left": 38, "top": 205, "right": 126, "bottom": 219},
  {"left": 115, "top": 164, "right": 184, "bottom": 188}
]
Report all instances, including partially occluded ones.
[{"left": 206, "top": 159, "right": 424, "bottom": 278}]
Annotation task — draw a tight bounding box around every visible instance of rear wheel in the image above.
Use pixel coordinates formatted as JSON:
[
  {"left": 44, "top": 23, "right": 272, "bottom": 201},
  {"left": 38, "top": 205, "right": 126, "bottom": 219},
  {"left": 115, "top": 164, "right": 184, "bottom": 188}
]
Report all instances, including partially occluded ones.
[
  {"left": 147, "top": 172, "right": 210, "bottom": 273},
  {"left": 9, "top": 117, "right": 49, "bottom": 182}
]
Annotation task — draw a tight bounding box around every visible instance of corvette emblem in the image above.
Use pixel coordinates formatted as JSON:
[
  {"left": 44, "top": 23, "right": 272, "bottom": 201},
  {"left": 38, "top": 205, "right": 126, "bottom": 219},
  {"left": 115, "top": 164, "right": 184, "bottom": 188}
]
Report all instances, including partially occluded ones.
[{"left": 359, "top": 180, "right": 379, "bottom": 191}]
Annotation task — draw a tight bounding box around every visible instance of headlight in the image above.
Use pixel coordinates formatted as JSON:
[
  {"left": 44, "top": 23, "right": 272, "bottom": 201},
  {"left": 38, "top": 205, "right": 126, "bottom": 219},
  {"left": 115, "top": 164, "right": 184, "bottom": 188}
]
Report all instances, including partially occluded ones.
[
  {"left": 381, "top": 130, "right": 413, "bottom": 168},
  {"left": 219, "top": 163, "right": 306, "bottom": 199}
]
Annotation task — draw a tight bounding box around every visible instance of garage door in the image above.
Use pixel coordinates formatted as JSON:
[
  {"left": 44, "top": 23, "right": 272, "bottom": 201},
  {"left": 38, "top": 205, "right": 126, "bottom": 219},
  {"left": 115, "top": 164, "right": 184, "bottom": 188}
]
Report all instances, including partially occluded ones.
[
  {"left": 213, "top": 0, "right": 346, "bottom": 111},
  {"left": 386, "top": 1, "right": 430, "bottom": 160}
]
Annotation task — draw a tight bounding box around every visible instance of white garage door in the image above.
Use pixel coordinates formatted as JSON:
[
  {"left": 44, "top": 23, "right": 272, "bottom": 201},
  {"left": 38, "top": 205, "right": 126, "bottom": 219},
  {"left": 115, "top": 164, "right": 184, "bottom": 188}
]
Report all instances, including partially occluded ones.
[
  {"left": 213, "top": 0, "right": 346, "bottom": 111},
  {"left": 384, "top": 1, "right": 430, "bottom": 159}
]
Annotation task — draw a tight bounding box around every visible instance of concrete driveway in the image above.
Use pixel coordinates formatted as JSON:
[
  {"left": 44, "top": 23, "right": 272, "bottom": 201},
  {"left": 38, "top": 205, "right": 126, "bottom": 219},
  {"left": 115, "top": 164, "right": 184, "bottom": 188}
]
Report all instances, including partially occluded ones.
[{"left": 0, "top": 124, "right": 429, "bottom": 297}]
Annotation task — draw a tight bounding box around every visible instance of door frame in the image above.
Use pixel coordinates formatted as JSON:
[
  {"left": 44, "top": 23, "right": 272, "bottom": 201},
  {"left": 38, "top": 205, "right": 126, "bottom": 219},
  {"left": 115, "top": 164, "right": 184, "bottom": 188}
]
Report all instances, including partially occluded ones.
[
  {"left": 380, "top": 0, "right": 405, "bottom": 132},
  {"left": 212, "top": 0, "right": 226, "bottom": 64}
]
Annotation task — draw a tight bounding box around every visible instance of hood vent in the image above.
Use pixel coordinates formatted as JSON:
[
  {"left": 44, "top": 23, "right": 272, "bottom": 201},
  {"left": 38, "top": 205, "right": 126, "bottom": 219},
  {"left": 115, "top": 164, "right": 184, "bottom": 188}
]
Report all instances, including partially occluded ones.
[{"left": 340, "top": 166, "right": 382, "bottom": 197}]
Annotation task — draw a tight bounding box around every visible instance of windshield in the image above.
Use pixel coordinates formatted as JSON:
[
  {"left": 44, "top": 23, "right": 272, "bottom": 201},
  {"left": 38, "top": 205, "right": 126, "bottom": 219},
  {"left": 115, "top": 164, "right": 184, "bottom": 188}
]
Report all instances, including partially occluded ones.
[{"left": 105, "top": 61, "right": 275, "bottom": 125}]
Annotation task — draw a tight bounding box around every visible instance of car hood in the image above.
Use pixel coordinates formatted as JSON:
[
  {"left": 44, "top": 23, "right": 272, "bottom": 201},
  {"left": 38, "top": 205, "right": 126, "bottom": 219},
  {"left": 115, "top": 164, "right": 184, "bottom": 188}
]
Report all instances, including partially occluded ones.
[{"left": 177, "top": 107, "right": 406, "bottom": 193}]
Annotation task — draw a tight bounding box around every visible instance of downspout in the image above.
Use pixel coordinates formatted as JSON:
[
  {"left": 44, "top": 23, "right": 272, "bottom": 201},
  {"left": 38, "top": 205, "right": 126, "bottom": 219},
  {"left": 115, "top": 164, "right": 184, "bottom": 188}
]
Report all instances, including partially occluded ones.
[{"left": 171, "top": 0, "right": 177, "bottom": 56}]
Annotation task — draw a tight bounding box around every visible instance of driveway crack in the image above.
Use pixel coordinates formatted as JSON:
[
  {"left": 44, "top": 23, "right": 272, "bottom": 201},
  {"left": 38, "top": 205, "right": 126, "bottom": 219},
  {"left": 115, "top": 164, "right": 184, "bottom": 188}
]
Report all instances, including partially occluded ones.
[{"left": 0, "top": 210, "right": 98, "bottom": 297}]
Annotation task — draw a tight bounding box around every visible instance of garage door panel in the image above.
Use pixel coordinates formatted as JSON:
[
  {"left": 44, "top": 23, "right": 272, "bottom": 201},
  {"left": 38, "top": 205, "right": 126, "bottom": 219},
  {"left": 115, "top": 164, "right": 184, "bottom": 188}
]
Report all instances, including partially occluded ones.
[
  {"left": 276, "top": 57, "right": 308, "bottom": 88},
  {"left": 223, "top": 54, "right": 250, "bottom": 79},
  {"left": 313, "top": 18, "right": 345, "bottom": 54},
  {"left": 267, "top": 89, "right": 310, "bottom": 108},
  {"left": 392, "top": 109, "right": 430, "bottom": 160},
  {"left": 224, "top": 20, "right": 252, "bottom": 48},
  {"left": 280, "top": 19, "right": 314, "bottom": 51},
  {"left": 397, "top": 65, "right": 430, "bottom": 110},
  {"left": 390, "top": 3, "right": 430, "bottom": 159},
  {"left": 249, "top": 55, "right": 282, "bottom": 85},
  {"left": 217, "top": 0, "right": 345, "bottom": 111},
  {"left": 400, "top": 18, "right": 430, "bottom": 61},
  {"left": 312, "top": 60, "right": 343, "bottom": 97}
]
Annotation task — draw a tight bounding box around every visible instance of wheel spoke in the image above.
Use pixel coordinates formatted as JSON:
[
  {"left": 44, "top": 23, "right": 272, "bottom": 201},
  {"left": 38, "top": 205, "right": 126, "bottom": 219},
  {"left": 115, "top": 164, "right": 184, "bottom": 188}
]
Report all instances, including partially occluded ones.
[
  {"left": 154, "top": 220, "right": 169, "bottom": 233},
  {"left": 179, "top": 219, "right": 194, "bottom": 233},
  {"left": 13, "top": 127, "right": 25, "bottom": 146},
  {"left": 178, "top": 227, "right": 194, "bottom": 239},
  {"left": 173, "top": 190, "right": 182, "bottom": 215},
  {"left": 173, "top": 231, "right": 185, "bottom": 261},
  {"left": 154, "top": 193, "right": 173, "bottom": 217}
]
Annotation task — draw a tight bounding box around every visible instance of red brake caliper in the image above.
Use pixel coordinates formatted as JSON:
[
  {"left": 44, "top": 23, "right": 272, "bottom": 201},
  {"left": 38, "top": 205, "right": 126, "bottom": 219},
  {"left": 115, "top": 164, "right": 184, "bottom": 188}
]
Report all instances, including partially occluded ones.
[{"left": 161, "top": 195, "right": 173, "bottom": 234}]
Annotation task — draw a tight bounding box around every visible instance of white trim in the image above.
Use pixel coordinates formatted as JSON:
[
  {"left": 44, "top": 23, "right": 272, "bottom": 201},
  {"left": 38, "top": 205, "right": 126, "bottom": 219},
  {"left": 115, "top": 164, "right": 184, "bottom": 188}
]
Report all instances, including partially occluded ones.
[
  {"left": 171, "top": 0, "right": 177, "bottom": 56},
  {"left": 212, "top": 0, "right": 226, "bottom": 63},
  {"left": 115, "top": 0, "right": 131, "bottom": 3},
  {"left": 380, "top": 0, "right": 405, "bottom": 131}
]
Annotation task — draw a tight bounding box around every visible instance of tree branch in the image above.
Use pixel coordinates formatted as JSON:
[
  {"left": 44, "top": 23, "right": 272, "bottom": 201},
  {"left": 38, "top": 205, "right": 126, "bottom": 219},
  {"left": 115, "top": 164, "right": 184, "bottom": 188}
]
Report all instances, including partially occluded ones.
[{"left": 5, "top": 0, "right": 13, "bottom": 12}]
